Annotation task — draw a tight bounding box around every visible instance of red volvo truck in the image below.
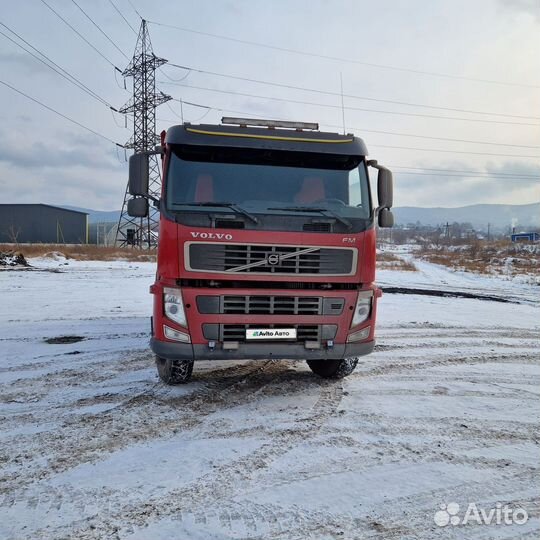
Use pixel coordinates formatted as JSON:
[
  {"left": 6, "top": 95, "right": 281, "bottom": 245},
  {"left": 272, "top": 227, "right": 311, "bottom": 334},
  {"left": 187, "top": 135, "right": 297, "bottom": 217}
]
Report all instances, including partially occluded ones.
[{"left": 127, "top": 118, "right": 394, "bottom": 383}]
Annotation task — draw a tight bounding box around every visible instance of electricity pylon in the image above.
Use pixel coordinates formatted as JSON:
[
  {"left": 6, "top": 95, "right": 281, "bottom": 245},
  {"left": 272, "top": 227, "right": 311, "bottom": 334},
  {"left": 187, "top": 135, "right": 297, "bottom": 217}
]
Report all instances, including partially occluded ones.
[{"left": 116, "top": 19, "right": 171, "bottom": 248}]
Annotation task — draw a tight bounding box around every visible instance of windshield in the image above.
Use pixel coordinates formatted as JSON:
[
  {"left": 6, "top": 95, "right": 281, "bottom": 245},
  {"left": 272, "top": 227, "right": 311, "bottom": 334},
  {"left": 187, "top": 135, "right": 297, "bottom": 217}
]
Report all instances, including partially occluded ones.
[{"left": 166, "top": 145, "right": 371, "bottom": 220}]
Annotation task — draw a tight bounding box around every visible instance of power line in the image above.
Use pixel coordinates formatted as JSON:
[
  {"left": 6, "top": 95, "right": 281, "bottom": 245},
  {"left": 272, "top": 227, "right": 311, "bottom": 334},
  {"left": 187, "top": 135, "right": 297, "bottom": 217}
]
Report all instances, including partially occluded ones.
[
  {"left": 392, "top": 171, "right": 538, "bottom": 181},
  {"left": 388, "top": 165, "right": 540, "bottom": 178},
  {"left": 369, "top": 143, "right": 539, "bottom": 159},
  {"left": 322, "top": 122, "right": 540, "bottom": 150},
  {"left": 161, "top": 98, "right": 540, "bottom": 163},
  {"left": 165, "top": 97, "right": 540, "bottom": 154},
  {"left": 0, "top": 78, "right": 121, "bottom": 146},
  {"left": 158, "top": 106, "right": 540, "bottom": 180},
  {"left": 164, "top": 99, "right": 540, "bottom": 157},
  {"left": 70, "top": 0, "right": 129, "bottom": 60},
  {"left": 148, "top": 20, "right": 539, "bottom": 89},
  {"left": 107, "top": 0, "right": 138, "bottom": 34},
  {"left": 126, "top": 0, "right": 143, "bottom": 20},
  {"left": 165, "top": 96, "right": 538, "bottom": 149},
  {"left": 154, "top": 109, "right": 538, "bottom": 178},
  {"left": 39, "top": 0, "right": 121, "bottom": 70},
  {"left": 158, "top": 108, "right": 540, "bottom": 177},
  {"left": 165, "top": 83, "right": 540, "bottom": 127},
  {"left": 0, "top": 22, "right": 114, "bottom": 108},
  {"left": 165, "top": 63, "right": 539, "bottom": 120},
  {"left": 168, "top": 97, "right": 275, "bottom": 124},
  {"left": 160, "top": 66, "right": 192, "bottom": 83}
]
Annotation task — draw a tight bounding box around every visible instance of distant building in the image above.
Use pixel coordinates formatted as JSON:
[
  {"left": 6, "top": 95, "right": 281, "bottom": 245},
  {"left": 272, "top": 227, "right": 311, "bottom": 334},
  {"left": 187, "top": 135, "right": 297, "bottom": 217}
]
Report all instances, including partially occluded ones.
[
  {"left": 0, "top": 204, "right": 88, "bottom": 244},
  {"left": 511, "top": 232, "right": 539, "bottom": 243}
]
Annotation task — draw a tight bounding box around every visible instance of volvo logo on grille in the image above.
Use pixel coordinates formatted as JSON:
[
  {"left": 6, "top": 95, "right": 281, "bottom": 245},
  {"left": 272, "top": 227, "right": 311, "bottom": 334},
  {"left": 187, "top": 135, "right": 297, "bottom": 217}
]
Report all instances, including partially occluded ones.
[{"left": 266, "top": 253, "right": 281, "bottom": 266}]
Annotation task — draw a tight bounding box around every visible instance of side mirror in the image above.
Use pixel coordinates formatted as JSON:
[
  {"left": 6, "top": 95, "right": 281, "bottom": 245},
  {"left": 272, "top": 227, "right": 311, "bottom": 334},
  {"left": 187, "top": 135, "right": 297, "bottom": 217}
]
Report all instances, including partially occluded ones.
[
  {"left": 127, "top": 197, "right": 148, "bottom": 217},
  {"left": 367, "top": 160, "right": 393, "bottom": 209},
  {"left": 378, "top": 207, "right": 394, "bottom": 228},
  {"left": 129, "top": 153, "right": 149, "bottom": 196},
  {"left": 377, "top": 167, "right": 393, "bottom": 209}
]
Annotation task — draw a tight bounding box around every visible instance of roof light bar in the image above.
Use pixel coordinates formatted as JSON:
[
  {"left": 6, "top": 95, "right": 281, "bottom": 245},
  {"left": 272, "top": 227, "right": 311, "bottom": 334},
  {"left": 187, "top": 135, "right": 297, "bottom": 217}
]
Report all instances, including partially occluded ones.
[{"left": 221, "top": 117, "right": 319, "bottom": 131}]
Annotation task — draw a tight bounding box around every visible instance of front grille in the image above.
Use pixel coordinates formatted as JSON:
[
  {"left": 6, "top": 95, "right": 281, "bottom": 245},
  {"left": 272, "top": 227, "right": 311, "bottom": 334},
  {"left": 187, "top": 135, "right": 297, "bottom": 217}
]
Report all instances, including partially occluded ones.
[
  {"left": 223, "top": 295, "right": 321, "bottom": 315},
  {"left": 222, "top": 324, "right": 322, "bottom": 342},
  {"left": 188, "top": 243, "right": 355, "bottom": 275},
  {"left": 196, "top": 295, "right": 345, "bottom": 315}
]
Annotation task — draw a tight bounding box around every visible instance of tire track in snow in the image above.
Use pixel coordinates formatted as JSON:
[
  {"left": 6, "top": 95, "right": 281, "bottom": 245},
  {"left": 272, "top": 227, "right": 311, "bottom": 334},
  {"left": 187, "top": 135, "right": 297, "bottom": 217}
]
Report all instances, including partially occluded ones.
[
  {"left": 13, "top": 365, "right": 345, "bottom": 540},
  {"left": 2, "top": 317, "right": 538, "bottom": 539},
  {"left": 0, "top": 360, "right": 292, "bottom": 496}
]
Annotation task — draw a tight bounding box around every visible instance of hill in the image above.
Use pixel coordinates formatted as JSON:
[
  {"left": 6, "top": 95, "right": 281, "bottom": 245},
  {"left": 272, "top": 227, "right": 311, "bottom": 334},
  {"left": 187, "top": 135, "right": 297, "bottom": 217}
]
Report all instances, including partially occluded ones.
[
  {"left": 393, "top": 203, "right": 539, "bottom": 231},
  {"left": 61, "top": 203, "right": 540, "bottom": 231},
  {"left": 61, "top": 206, "right": 120, "bottom": 224}
]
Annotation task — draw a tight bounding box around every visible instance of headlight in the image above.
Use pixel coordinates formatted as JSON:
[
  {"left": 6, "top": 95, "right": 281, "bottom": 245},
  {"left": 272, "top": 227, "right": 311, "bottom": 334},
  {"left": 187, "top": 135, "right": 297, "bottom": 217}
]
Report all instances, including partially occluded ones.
[
  {"left": 163, "top": 287, "right": 187, "bottom": 327},
  {"left": 351, "top": 291, "right": 372, "bottom": 327}
]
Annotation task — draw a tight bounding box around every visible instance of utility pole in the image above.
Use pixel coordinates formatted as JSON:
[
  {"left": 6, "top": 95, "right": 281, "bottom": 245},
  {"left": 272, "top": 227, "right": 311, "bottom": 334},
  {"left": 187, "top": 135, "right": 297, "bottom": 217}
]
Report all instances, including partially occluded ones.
[{"left": 116, "top": 19, "right": 171, "bottom": 248}]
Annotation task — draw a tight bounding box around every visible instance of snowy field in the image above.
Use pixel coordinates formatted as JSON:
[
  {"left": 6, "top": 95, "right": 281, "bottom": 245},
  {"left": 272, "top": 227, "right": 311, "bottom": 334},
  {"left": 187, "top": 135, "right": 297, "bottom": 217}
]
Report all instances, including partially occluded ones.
[{"left": 0, "top": 255, "right": 539, "bottom": 539}]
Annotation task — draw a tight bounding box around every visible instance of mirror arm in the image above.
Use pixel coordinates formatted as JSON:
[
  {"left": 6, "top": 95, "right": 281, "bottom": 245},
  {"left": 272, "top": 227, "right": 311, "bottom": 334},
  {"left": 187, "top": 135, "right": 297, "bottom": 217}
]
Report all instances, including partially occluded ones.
[
  {"left": 137, "top": 193, "right": 160, "bottom": 206},
  {"left": 140, "top": 146, "right": 164, "bottom": 156},
  {"left": 367, "top": 159, "right": 389, "bottom": 173}
]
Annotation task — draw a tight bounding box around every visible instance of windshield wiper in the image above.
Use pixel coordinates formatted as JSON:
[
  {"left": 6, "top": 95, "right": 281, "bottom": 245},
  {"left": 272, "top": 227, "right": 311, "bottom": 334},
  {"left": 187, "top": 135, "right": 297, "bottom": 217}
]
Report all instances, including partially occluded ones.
[
  {"left": 267, "top": 206, "right": 352, "bottom": 230},
  {"left": 172, "top": 202, "right": 259, "bottom": 224}
]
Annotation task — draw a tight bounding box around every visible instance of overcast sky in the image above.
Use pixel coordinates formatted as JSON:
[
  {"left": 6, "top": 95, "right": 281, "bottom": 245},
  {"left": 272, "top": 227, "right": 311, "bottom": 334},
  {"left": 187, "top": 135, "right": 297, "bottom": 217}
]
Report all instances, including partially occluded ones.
[{"left": 1, "top": 0, "right": 539, "bottom": 210}]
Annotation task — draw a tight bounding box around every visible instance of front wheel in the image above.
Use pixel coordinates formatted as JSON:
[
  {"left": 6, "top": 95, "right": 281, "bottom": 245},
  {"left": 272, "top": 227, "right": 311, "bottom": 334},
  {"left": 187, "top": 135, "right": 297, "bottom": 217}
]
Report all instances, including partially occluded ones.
[
  {"left": 155, "top": 356, "right": 194, "bottom": 384},
  {"left": 307, "top": 358, "right": 358, "bottom": 379}
]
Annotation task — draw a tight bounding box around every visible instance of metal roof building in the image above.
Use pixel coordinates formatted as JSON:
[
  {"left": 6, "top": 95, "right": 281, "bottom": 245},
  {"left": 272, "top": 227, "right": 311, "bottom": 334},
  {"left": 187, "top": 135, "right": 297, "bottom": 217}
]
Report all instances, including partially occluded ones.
[
  {"left": 0, "top": 204, "right": 88, "bottom": 244},
  {"left": 511, "top": 232, "right": 539, "bottom": 243}
]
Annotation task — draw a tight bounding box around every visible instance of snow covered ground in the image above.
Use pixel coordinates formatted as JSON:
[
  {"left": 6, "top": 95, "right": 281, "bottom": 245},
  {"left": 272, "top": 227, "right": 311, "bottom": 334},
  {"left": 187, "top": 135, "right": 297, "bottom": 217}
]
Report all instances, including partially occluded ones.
[{"left": 0, "top": 255, "right": 538, "bottom": 539}]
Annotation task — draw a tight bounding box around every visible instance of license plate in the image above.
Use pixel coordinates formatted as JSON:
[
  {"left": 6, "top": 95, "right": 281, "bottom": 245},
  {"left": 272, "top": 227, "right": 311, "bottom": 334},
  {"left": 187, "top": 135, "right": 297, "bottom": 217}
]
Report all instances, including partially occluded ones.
[{"left": 246, "top": 328, "right": 297, "bottom": 340}]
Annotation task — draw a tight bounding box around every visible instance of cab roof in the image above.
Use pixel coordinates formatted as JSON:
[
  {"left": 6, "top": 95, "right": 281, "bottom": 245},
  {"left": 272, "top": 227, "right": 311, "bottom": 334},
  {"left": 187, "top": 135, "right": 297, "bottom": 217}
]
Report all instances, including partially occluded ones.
[{"left": 164, "top": 123, "right": 368, "bottom": 157}]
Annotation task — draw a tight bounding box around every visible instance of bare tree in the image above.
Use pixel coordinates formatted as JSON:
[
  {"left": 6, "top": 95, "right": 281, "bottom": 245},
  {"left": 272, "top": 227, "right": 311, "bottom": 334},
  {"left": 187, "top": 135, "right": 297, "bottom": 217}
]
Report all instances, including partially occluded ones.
[{"left": 6, "top": 224, "right": 21, "bottom": 244}]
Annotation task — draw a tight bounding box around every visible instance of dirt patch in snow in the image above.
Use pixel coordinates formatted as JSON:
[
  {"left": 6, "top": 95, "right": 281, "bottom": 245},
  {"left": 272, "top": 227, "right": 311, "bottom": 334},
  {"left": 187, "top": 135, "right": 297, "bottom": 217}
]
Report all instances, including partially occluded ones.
[
  {"left": 44, "top": 336, "right": 86, "bottom": 345},
  {"left": 381, "top": 286, "right": 514, "bottom": 303},
  {"left": 0, "top": 251, "right": 30, "bottom": 268}
]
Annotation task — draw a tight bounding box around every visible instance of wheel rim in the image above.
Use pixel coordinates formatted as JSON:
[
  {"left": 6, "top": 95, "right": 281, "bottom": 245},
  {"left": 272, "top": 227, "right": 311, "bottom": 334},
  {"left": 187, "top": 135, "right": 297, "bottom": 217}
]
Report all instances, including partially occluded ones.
[{"left": 172, "top": 360, "right": 191, "bottom": 380}]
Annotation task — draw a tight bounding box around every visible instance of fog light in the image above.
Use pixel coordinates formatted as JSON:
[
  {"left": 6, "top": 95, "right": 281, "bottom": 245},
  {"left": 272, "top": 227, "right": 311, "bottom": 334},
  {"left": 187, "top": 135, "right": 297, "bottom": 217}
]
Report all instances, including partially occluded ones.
[
  {"left": 347, "top": 326, "right": 371, "bottom": 343},
  {"left": 163, "top": 325, "right": 190, "bottom": 343}
]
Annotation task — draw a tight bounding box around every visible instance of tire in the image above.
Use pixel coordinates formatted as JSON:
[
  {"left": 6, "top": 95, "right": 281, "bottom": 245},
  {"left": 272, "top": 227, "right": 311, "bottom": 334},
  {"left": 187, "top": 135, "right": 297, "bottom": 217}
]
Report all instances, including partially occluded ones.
[
  {"left": 306, "top": 358, "right": 358, "bottom": 379},
  {"left": 155, "top": 356, "right": 194, "bottom": 384}
]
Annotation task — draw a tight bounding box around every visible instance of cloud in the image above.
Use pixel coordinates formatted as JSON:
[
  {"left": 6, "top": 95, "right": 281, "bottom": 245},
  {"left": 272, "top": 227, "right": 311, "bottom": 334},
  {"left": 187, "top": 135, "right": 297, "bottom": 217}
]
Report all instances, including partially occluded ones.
[
  {"left": 0, "top": 128, "right": 127, "bottom": 210},
  {"left": 485, "top": 160, "right": 540, "bottom": 177},
  {"left": 0, "top": 160, "right": 126, "bottom": 211},
  {"left": 0, "top": 51, "right": 51, "bottom": 74},
  {"left": 391, "top": 160, "right": 540, "bottom": 207},
  {"left": 0, "top": 128, "right": 123, "bottom": 171},
  {"left": 497, "top": 0, "right": 540, "bottom": 21}
]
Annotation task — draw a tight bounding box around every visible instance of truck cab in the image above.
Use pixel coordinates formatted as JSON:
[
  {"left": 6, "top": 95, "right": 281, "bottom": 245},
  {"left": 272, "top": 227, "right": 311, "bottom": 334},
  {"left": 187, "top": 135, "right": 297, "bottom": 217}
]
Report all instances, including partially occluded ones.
[{"left": 127, "top": 118, "right": 394, "bottom": 383}]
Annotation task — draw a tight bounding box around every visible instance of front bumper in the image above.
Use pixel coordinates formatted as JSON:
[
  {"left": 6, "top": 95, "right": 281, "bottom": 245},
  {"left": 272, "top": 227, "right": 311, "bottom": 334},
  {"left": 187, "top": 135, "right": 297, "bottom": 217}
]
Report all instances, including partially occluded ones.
[{"left": 150, "top": 338, "right": 375, "bottom": 361}]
